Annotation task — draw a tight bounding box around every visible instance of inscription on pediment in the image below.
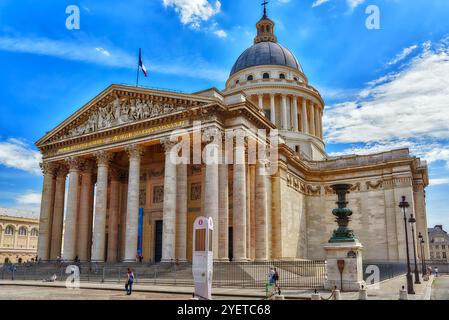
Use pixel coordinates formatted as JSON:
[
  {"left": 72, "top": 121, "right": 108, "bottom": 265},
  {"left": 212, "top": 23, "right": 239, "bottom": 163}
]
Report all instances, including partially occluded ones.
[{"left": 49, "top": 94, "right": 196, "bottom": 143}]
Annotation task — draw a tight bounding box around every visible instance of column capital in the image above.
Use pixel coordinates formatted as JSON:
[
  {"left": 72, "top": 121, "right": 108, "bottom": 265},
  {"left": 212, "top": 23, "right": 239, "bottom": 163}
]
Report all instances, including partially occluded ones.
[
  {"left": 55, "top": 164, "right": 69, "bottom": 178},
  {"left": 64, "top": 157, "right": 84, "bottom": 171},
  {"left": 203, "top": 127, "right": 222, "bottom": 142},
  {"left": 95, "top": 151, "right": 113, "bottom": 166},
  {"left": 40, "top": 162, "right": 57, "bottom": 176},
  {"left": 160, "top": 138, "right": 178, "bottom": 153},
  {"left": 80, "top": 159, "right": 96, "bottom": 173},
  {"left": 125, "top": 144, "right": 145, "bottom": 159}
]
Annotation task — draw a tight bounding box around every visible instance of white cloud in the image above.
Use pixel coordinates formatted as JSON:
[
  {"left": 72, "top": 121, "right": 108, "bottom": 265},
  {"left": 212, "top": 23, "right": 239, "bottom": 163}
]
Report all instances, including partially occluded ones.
[
  {"left": 15, "top": 192, "right": 41, "bottom": 205},
  {"left": 213, "top": 29, "right": 227, "bottom": 38},
  {"left": 429, "top": 178, "right": 449, "bottom": 186},
  {"left": 325, "top": 38, "right": 449, "bottom": 167},
  {"left": 0, "top": 138, "right": 41, "bottom": 175},
  {"left": 325, "top": 38, "right": 449, "bottom": 144},
  {"left": 0, "top": 35, "right": 227, "bottom": 81},
  {"left": 312, "top": 0, "right": 330, "bottom": 7},
  {"left": 346, "top": 0, "right": 365, "bottom": 10},
  {"left": 312, "top": 0, "right": 365, "bottom": 11},
  {"left": 386, "top": 45, "right": 418, "bottom": 66},
  {"left": 162, "top": 0, "right": 221, "bottom": 29}
]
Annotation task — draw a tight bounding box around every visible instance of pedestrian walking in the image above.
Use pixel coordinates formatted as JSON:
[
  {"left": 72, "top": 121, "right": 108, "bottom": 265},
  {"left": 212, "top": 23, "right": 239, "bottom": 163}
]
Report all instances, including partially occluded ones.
[
  {"left": 273, "top": 267, "right": 281, "bottom": 295},
  {"left": 125, "top": 268, "right": 135, "bottom": 295},
  {"left": 435, "top": 267, "right": 439, "bottom": 277}
]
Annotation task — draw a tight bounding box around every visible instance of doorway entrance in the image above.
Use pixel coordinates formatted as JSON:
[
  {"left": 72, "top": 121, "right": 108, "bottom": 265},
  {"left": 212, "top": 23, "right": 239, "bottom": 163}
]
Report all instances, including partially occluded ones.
[{"left": 154, "top": 220, "right": 163, "bottom": 263}]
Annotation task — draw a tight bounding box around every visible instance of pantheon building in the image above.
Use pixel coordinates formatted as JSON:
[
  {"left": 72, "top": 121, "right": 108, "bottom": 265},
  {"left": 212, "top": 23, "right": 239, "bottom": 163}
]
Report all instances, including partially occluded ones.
[{"left": 35, "top": 12, "right": 430, "bottom": 263}]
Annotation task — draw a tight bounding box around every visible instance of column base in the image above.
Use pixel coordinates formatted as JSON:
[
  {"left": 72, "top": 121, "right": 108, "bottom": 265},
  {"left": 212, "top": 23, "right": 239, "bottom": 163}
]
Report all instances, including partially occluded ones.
[
  {"left": 90, "top": 260, "right": 105, "bottom": 263},
  {"left": 177, "top": 259, "right": 189, "bottom": 264},
  {"left": 215, "top": 258, "right": 230, "bottom": 262},
  {"left": 122, "top": 259, "right": 137, "bottom": 263},
  {"left": 160, "top": 259, "right": 177, "bottom": 264},
  {"left": 232, "top": 258, "right": 250, "bottom": 263}
]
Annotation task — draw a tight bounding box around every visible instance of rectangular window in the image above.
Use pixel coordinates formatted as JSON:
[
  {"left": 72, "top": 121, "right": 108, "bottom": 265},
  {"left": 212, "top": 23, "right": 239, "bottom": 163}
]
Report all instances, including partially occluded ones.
[
  {"left": 443, "top": 252, "right": 447, "bottom": 259},
  {"left": 442, "top": 245, "right": 446, "bottom": 250}
]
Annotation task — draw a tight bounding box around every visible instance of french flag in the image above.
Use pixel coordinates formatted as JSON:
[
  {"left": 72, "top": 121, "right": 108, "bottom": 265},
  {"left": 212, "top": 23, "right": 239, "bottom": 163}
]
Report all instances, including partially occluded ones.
[{"left": 139, "top": 48, "right": 148, "bottom": 77}]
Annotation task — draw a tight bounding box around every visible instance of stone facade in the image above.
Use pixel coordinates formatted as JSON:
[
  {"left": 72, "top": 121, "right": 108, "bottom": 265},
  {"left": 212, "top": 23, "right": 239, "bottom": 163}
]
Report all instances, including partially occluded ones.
[
  {"left": 34, "top": 13, "right": 430, "bottom": 264},
  {"left": 0, "top": 209, "right": 39, "bottom": 264}
]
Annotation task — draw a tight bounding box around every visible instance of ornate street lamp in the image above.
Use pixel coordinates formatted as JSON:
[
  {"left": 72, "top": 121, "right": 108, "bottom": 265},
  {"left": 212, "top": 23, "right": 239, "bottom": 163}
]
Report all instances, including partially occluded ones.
[
  {"left": 329, "top": 184, "right": 357, "bottom": 243},
  {"left": 399, "top": 196, "right": 415, "bottom": 294},
  {"left": 418, "top": 232, "right": 427, "bottom": 279},
  {"left": 408, "top": 214, "right": 421, "bottom": 284}
]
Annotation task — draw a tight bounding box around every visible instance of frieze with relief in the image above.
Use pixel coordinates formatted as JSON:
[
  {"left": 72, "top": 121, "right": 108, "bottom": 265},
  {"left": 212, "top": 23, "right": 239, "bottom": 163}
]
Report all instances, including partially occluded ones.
[
  {"left": 51, "top": 95, "right": 195, "bottom": 142},
  {"left": 286, "top": 174, "right": 321, "bottom": 196}
]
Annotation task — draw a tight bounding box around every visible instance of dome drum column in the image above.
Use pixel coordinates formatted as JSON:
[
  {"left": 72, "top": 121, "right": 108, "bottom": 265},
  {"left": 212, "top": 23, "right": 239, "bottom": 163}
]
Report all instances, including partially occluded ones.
[
  {"left": 270, "top": 94, "right": 276, "bottom": 125},
  {"left": 292, "top": 96, "right": 299, "bottom": 132}
]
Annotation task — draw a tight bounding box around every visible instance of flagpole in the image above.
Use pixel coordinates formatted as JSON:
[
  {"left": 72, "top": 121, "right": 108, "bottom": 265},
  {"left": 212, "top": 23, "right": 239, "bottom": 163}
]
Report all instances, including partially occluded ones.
[{"left": 136, "top": 48, "right": 141, "bottom": 87}]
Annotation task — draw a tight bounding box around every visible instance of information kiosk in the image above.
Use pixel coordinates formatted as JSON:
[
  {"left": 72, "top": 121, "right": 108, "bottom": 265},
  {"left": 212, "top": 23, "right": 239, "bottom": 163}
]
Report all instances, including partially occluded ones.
[{"left": 192, "top": 216, "right": 214, "bottom": 300}]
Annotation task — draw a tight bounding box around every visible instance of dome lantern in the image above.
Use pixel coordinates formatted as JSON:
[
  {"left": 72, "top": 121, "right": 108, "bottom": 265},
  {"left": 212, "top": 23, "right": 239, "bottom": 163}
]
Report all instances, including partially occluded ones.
[{"left": 254, "top": 3, "right": 277, "bottom": 44}]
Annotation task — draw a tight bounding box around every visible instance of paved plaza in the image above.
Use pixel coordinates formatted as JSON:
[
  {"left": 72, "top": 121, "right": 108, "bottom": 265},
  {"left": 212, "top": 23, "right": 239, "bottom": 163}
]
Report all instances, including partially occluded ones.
[{"left": 431, "top": 276, "right": 449, "bottom": 300}]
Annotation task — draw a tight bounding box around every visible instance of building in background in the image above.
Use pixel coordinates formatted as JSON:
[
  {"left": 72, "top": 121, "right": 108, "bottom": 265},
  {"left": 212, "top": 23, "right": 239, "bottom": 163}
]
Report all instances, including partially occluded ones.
[
  {"left": 428, "top": 225, "right": 449, "bottom": 262},
  {"left": 0, "top": 208, "right": 39, "bottom": 264}
]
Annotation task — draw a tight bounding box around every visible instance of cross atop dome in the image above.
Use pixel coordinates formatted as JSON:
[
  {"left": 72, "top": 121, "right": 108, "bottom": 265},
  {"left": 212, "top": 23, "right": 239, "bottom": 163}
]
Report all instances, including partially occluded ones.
[
  {"left": 262, "top": 1, "right": 269, "bottom": 18},
  {"left": 254, "top": 2, "right": 277, "bottom": 44}
]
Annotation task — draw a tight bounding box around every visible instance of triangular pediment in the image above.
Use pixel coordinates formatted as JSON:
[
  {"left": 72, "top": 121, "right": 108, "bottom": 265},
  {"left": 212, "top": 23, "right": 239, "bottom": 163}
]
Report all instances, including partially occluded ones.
[{"left": 36, "top": 84, "right": 212, "bottom": 147}]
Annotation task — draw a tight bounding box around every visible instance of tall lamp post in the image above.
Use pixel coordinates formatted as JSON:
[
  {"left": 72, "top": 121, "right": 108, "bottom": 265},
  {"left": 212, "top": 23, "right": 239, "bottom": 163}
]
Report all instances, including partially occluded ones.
[
  {"left": 418, "top": 232, "right": 427, "bottom": 279},
  {"left": 408, "top": 214, "right": 421, "bottom": 284},
  {"left": 399, "top": 196, "right": 415, "bottom": 294}
]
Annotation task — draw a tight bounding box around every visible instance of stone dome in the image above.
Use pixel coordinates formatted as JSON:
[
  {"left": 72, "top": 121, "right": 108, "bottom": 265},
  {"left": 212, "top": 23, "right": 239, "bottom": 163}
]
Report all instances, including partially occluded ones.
[{"left": 230, "top": 41, "right": 303, "bottom": 77}]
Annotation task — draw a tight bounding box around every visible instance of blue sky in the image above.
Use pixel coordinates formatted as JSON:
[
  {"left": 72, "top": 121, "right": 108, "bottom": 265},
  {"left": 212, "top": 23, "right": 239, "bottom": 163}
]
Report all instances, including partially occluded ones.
[{"left": 0, "top": 0, "right": 448, "bottom": 228}]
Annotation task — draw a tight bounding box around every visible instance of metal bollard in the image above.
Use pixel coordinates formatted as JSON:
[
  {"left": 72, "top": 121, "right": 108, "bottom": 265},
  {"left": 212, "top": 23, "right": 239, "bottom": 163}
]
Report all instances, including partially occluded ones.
[
  {"left": 358, "top": 285, "right": 368, "bottom": 300},
  {"left": 399, "top": 286, "right": 408, "bottom": 300},
  {"left": 311, "top": 289, "right": 321, "bottom": 300}
]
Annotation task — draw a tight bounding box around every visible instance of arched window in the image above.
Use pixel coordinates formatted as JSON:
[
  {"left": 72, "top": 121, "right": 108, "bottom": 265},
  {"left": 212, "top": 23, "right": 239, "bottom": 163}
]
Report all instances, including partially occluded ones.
[
  {"left": 31, "top": 228, "right": 39, "bottom": 237},
  {"left": 235, "top": 80, "right": 239, "bottom": 85},
  {"left": 18, "top": 227, "right": 27, "bottom": 236},
  {"left": 279, "top": 73, "right": 286, "bottom": 79},
  {"left": 266, "top": 26, "right": 271, "bottom": 33},
  {"left": 263, "top": 73, "right": 270, "bottom": 79},
  {"left": 247, "top": 75, "right": 254, "bottom": 81},
  {"left": 293, "top": 77, "right": 299, "bottom": 81},
  {"left": 5, "top": 226, "right": 14, "bottom": 235}
]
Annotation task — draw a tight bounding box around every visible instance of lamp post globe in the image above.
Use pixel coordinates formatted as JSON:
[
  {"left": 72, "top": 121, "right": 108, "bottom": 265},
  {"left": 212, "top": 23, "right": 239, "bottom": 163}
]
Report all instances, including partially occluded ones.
[
  {"left": 399, "top": 196, "right": 415, "bottom": 294},
  {"left": 408, "top": 214, "right": 421, "bottom": 284}
]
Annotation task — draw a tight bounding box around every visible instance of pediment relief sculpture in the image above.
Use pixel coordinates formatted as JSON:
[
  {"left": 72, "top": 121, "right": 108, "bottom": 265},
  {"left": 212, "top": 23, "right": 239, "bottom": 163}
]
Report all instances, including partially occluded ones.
[{"left": 50, "top": 95, "right": 193, "bottom": 143}]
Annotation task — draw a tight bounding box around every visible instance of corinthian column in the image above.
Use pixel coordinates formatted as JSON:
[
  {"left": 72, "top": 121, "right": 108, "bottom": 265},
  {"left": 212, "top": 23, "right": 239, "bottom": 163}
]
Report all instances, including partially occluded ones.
[
  {"left": 161, "top": 138, "right": 178, "bottom": 263},
  {"left": 176, "top": 163, "right": 188, "bottom": 262},
  {"left": 77, "top": 161, "right": 95, "bottom": 262},
  {"left": 107, "top": 168, "right": 121, "bottom": 262},
  {"left": 218, "top": 152, "right": 229, "bottom": 261},
  {"left": 281, "top": 95, "right": 288, "bottom": 130},
  {"left": 292, "top": 96, "right": 299, "bottom": 132},
  {"left": 50, "top": 165, "right": 68, "bottom": 260},
  {"left": 301, "top": 98, "right": 309, "bottom": 134},
  {"left": 91, "top": 151, "right": 112, "bottom": 262},
  {"left": 123, "top": 145, "right": 144, "bottom": 262},
  {"left": 37, "top": 162, "right": 56, "bottom": 261},
  {"left": 233, "top": 129, "right": 248, "bottom": 261},
  {"left": 310, "top": 102, "right": 316, "bottom": 136},
  {"left": 258, "top": 94, "right": 264, "bottom": 113},
  {"left": 63, "top": 157, "right": 83, "bottom": 261},
  {"left": 203, "top": 128, "right": 220, "bottom": 259},
  {"left": 270, "top": 94, "right": 276, "bottom": 125},
  {"left": 255, "top": 160, "right": 268, "bottom": 261}
]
